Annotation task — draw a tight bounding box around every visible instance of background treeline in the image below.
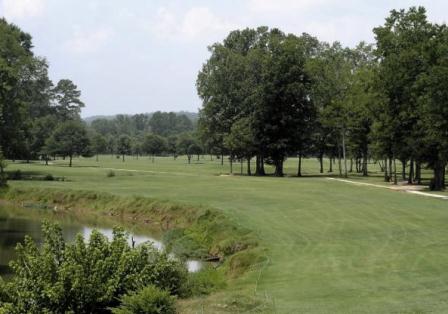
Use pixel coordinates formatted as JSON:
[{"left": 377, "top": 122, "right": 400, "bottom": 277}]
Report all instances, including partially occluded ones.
[
  {"left": 88, "top": 111, "right": 201, "bottom": 164},
  {"left": 89, "top": 111, "right": 197, "bottom": 137},
  {"left": 2, "top": 7, "right": 448, "bottom": 191},
  {"left": 0, "top": 17, "right": 200, "bottom": 169},
  {"left": 196, "top": 7, "right": 448, "bottom": 190}
]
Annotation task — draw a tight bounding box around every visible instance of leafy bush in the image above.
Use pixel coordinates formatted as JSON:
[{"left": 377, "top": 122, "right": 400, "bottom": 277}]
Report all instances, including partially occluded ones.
[
  {"left": 0, "top": 151, "right": 6, "bottom": 187},
  {"left": 0, "top": 221, "right": 188, "bottom": 313},
  {"left": 107, "top": 170, "right": 116, "bottom": 177},
  {"left": 111, "top": 285, "right": 176, "bottom": 314},
  {"left": 185, "top": 268, "right": 226, "bottom": 296},
  {"left": 7, "top": 170, "right": 21, "bottom": 180},
  {"left": 43, "top": 174, "right": 54, "bottom": 181}
]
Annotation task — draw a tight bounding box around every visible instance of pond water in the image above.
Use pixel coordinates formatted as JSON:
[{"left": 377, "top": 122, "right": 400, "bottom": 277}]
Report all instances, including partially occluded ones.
[{"left": 0, "top": 203, "right": 202, "bottom": 276}]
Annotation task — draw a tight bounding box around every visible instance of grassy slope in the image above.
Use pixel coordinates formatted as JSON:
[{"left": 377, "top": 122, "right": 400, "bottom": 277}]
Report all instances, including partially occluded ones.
[{"left": 5, "top": 156, "right": 448, "bottom": 313}]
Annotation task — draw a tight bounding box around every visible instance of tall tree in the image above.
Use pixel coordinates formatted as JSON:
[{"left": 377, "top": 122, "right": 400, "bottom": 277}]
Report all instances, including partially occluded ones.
[
  {"left": 116, "top": 135, "right": 132, "bottom": 162},
  {"left": 52, "top": 79, "right": 84, "bottom": 120},
  {"left": 0, "top": 18, "right": 34, "bottom": 159},
  {"left": 373, "top": 6, "right": 434, "bottom": 185},
  {"left": 224, "top": 117, "right": 256, "bottom": 175},
  {"left": 91, "top": 133, "right": 107, "bottom": 162},
  {"left": 415, "top": 23, "right": 448, "bottom": 190},
  {"left": 143, "top": 134, "right": 167, "bottom": 162},
  {"left": 46, "top": 121, "right": 90, "bottom": 167}
]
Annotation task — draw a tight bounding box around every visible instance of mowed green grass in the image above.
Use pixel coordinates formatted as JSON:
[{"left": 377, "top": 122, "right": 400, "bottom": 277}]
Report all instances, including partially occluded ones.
[{"left": 6, "top": 156, "right": 448, "bottom": 313}]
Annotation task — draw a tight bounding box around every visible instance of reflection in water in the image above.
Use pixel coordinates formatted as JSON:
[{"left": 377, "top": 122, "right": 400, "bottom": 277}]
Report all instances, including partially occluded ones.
[
  {"left": 82, "top": 227, "right": 201, "bottom": 272},
  {"left": 0, "top": 204, "right": 201, "bottom": 276}
]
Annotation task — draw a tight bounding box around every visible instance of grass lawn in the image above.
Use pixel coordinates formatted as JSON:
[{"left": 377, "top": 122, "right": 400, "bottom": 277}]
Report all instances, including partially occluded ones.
[{"left": 4, "top": 156, "right": 448, "bottom": 313}]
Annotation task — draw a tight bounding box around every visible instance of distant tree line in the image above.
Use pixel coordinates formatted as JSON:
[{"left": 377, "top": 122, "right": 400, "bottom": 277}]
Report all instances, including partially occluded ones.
[
  {"left": 89, "top": 111, "right": 194, "bottom": 138},
  {"left": 2, "top": 7, "right": 448, "bottom": 191},
  {"left": 88, "top": 111, "right": 199, "bottom": 163},
  {"left": 0, "top": 18, "right": 200, "bottom": 169},
  {"left": 197, "top": 7, "right": 448, "bottom": 190}
]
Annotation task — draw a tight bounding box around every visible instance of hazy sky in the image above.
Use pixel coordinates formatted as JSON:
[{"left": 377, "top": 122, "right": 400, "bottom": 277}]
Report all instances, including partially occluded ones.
[{"left": 1, "top": 0, "right": 448, "bottom": 117}]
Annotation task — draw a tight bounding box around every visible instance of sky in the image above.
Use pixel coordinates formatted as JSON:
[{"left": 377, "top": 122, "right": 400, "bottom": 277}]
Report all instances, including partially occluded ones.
[{"left": 1, "top": 0, "right": 448, "bottom": 117}]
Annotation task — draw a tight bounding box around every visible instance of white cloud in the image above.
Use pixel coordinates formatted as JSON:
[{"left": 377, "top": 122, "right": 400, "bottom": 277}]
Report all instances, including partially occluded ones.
[
  {"left": 1, "top": 0, "right": 45, "bottom": 19},
  {"left": 248, "top": 0, "right": 333, "bottom": 12},
  {"left": 63, "top": 28, "right": 113, "bottom": 54},
  {"left": 150, "top": 6, "right": 238, "bottom": 41}
]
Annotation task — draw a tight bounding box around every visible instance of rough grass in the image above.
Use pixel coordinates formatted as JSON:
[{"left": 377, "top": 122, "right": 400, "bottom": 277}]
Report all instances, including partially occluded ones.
[
  {"left": 3, "top": 156, "right": 448, "bottom": 313},
  {"left": 0, "top": 187, "right": 256, "bottom": 263}
]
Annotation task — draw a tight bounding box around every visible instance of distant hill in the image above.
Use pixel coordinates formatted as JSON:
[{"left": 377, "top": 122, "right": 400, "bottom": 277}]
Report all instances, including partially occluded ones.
[
  {"left": 83, "top": 115, "right": 116, "bottom": 124},
  {"left": 83, "top": 111, "right": 199, "bottom": 125}
]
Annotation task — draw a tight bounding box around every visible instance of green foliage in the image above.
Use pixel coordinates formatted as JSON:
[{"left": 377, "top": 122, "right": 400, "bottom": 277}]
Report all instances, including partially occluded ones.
[
  {"left": 149, "top": 111, "right": 194, "bottom": 137},
  {"left": 185, "top": 268, "right": 226, "bottom": 296},
  {"left": 117, "top": 135, "right": 132, "bottom": 160},
  {"left": 111, "top": 285, "right": 176, "bottom": 314},
  {"left": 143, "top": 134, "right": 167, "bottom": 159},
  {"left": 0, "top": 150, "right": 6, "bottom": 187},
  {"left": 0, "top": 18, "right": 84, "bottom": 161},
  {"left": 52, "top": 79, "right": 85, "bottom": 121},
  {"left": 46, "top": 120, "right": 90, "bottom": 166},
  {"left": 89, "top": 112, "right": 195, "bottom": 139},
  {"left": 197, "top": 27, "right": 318, "bottom": 176},
  {"left": 43, "top": 174, "right": 54, "bottom": 181},
  {"left": 0, "top": 221, "right": 188, "bottom": 313},
  {"left": 0, "top": 18, "right": 34, "bottom": 159},
  {"left": 107, "top": 170, "right": 116, "bottom": 177}
]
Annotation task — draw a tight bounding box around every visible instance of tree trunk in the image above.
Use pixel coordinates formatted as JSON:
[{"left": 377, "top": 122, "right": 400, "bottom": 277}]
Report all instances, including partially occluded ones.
[
  {"left": 240, "top": 159, "right": 243, "bottom": 175},
  {"left": 342, "top": 131, "right": 348, "bottom": 178},
  {"left": 188, "top": 155, "right": 191, "bottom": 164},
  {"left": 274, "top": 159, "right": 284, "bottom": 177},
  {"left": 319, "top": 154, "right": 324, "bottom": 174},
  {"left": 69, "top": 154, "right": 73, "bottom": 167},
  {"left": 431, "top": 160, "right": 445, "bottom": 191},
  {"left": 415, "top": 162, "right": 422, "bottom": 184},
  {"left": 152, "top": 154, "right": 155, "bottom": 163},
  {"left": 230, "top": 157, "right": 233, "bottom": 174},
  {"left": 349, "top": 158, "right": 353, "bottom": 173},
  {"left": 297, "top": 154, "right": 302, "bottom": 177},
  {"left": 362, "top": 153, "right": 368, "bottom": 177},
  {"left": 388, "top": 158, "right": 393, "bottom": 182},
  {"left": 408, "top": 159, "right": 414, "bottom": 184},
  {"left": 393, "top": 157, "right": 397, "bottom": 185},
  {"left": 96, "top": 154, "right": 99, "bottom": 162},
  {"left": 384, "top": 158, "right": 389, "bottom": 182},
  {"left": 401, "top": 160, "right": 406, "bottom": 181},
  {"left": 247, "top": 157, "right": 251, "bottom": 176},
  {"left": 255, "top": 155, "right": 265, "bottom": 176},
  {"left": 197, "top": 154, "right": 200, "bottom": 161},
  {"left": 329, "top": 157, "right": 333, "bottom": 173},
  {"left": 122, "top": 154, "right": 125, "bottom": 162},
  {"left": 221, "top": 153, "right": 224, "bottom": 166},
  {"left": 338, "top": 157, "right": 342, "bottom": 177}
]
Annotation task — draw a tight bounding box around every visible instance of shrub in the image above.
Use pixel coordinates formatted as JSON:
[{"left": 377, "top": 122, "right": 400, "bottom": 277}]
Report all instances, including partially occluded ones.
[
  {"left": 43, "top": 174, "right": 54, "bottom": 181},
  {"left": 0, "top": 152, "right": 6, "bottom": 187},
  {"left": 185, "top": 268, "right": 226, "bottom": 296},
  {"left": 111, "top": 285, "right": 176, "bottom": 314},
  {"left": 107, "top": 170, "right": 116, "bottom": 177},
  {"left": 8, "top": 170, "right": 21, "bottom": 180},
  {"left": 0, "top": 221, "right": 188, "bottom": 313}
]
